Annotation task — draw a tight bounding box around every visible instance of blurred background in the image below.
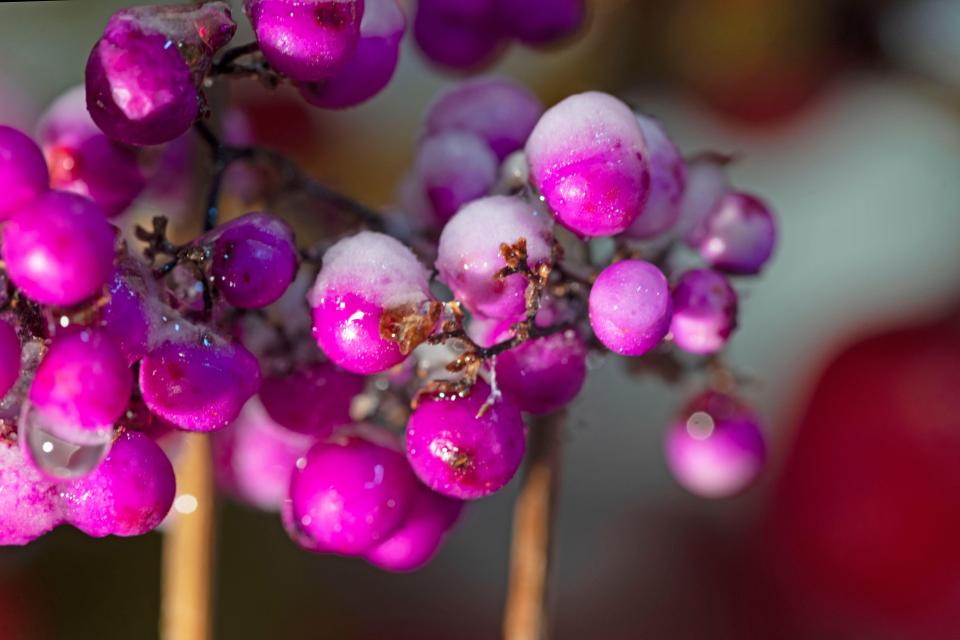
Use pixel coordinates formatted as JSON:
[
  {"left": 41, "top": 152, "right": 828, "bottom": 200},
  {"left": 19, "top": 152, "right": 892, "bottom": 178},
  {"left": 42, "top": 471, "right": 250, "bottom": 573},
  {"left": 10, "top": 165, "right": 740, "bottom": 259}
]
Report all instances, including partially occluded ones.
[{"left": 2, "top": 0, "right": 960, "bottom": 638}]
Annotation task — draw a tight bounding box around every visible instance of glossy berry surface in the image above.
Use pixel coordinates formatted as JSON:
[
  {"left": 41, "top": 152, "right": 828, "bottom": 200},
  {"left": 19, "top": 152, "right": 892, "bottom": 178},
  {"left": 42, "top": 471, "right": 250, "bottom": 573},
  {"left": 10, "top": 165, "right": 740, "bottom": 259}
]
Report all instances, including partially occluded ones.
[
  {"left": 406, "top": 381, "right": 526, "bottom": 500},
  {"left": 288, "top": 430, "right": 418, "bottom": 555},
  {"left": 670, "top": 269, "right": 738, "bottom": 355},
  {"left": 211, "top": 212, "right": 298, "bottom": 309},
  {"left": 309, "top": 231, "right": 432, "bottom": 374},
  {"left": 2, "top": 190, "right": 116, "bottom": 306},
  {"left": 258, "top": 362, "right": 364, "bottom": 437},
  {"left": 59, "top": 429, "right": 175, "bottom": 537},
  {"left": 665, "top": 391, "right": 766, "bottom": 498},
  {"left": 435, "top": 195, "right": 553, "bottom": 320},
  {"left": 695, "top": 192, "right": 777, "bottom": 275},
  {"left": 526, "top": 92, "right": 650, "bottom": 237},
  {"left": 589, "top": 259, "right": 672, "bottom": 356},
  {"left": 139, "top": 340, "right": 261, "bottom": 432},
  {"left": 245, "top": 0, "right": 364, "bottom": 82},
  {"left": 0, "top": 125, "right": 49, "bottom": 219}
]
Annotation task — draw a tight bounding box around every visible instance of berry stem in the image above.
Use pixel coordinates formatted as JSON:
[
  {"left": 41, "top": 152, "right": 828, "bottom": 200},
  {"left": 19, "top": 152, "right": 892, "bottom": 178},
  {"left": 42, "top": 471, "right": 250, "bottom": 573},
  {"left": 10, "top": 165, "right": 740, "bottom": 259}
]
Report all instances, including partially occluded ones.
[
  {"left": 160, "top": 434, "right": 217, "bottom": 640},
  {"left": 503, "top": 411, "right": 564, "bottom": 640}
]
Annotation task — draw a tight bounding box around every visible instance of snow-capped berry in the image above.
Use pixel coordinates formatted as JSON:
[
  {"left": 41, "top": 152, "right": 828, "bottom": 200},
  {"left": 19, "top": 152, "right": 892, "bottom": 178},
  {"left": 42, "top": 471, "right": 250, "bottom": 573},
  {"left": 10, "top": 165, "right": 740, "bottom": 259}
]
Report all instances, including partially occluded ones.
[
  {"left": 245, "top": 0, "right": 364, "bottom": 82},
  {"left": 139, "top": 339, "right": 261, "bottom": 432},
  {"left": 2, "top": 191, "right": 116, "bottom": 306},
  {"left": 665, "top": 391, "right": 766, "bottom": 498},
  {"left": 415, "top": 131, "right": 498, "bottom": 225},
  {"left": 695, "top": 192, "right": 777, "bottom": 275},
  {"left": 423, "top": 77, "right": 544, "bottom": 161},
  {"left": 309, "top": 231, "right": 432, "bottom": 374},
  {"left": 0, "top": 125, "right": 49, "bottom": 219},
  {"left": 623, "top": 114, "right": 687, "bottom": 239},
  {"left": 288, "top": 429, "right": 418, "bottom": 555},
  {"left": 435, "top": 195, "right": 553, "bottom": 320},
  {"left": 258, "top": 362, "right": 365, "bottom": 437},
  {"left": 406, "top": 381, "right": 526, "bottom": 500},
  {"left": 589, "top": 259, "right": 672, "bottom": 356},
  {"left": 212, "top": 397, "right": 312, "bottom": 511},
  {"left": 495, "top": 0, "right": 585, "bottom": 45},
  {"left": 0, "top": 442, "right": 61, "bottom": 545},
  {"left": 526, "top": 92, "right": 650, "bottom": 236},
  {"left": 365, "top": 484, "right": 464, "bottom": 572},
  {"left": 413, "top": 0, "right": 502, "bottom": 70},
  {"left": 0, "top": 320, "right": 21, "bottom": 399},
  {"left": 59, "top": 429, "right": 175, "bottom": 537},
  {"left": 670, "top": 269, "right": 738, "bottom": 355},
  {"left": 86, "top": 2, "right": 236, "bottom": 145},
  {"left": 674, "top": 154, "right": 730, "bottom": 245},
  {"left": 211, "top": 212, "right": 298, "bottom": 309},
  {"left": 297, "top": 0, "right": 405, "bottom": 109},
  {"left": 37, "top": 85, "right": 145, "bottom": 218}
]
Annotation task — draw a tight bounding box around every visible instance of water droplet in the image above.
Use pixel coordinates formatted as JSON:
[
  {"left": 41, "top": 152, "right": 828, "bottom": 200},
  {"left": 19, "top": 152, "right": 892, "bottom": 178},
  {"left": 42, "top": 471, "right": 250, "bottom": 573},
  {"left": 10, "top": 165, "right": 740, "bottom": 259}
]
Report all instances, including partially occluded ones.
[{"left": 19, "top": 402, "right": 112, "bottom": 479}]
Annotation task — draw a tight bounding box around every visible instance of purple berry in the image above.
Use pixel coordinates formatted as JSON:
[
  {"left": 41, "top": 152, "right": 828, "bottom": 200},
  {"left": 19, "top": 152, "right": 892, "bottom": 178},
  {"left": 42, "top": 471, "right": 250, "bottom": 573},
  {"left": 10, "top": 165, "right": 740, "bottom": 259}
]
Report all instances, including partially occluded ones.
[
  {"left": 210, "top": 212, "right": 298, "bottom": 309},
  {"left": 288, "top": 429, "right": 418, "bottom": 554},
  {"left": 623, "top": 114, "right": 687, "bottom": 239},
  {"left": 309, "top": 231, "right": 432, "bottom": 374},
  {"left": 60, "top": 429, "right": 175, "bottom": 537},
  {"left": 673, "top": 154, "right": 730, "bottom": 245},
  {"left": 526, "top": 92, "right": 650, "bottom": 237},
  {"left": 695, "top": 192, "right": 777, "bottom": 275},
  {"left": 0, "top": 320, "right": 21, "bottom": 399},
  {"left": 413, "top": 0, "right": 502, "bottom": 70},
  {"left": 365, "top": 484, "right": 463, "bottom": 572},
  {"left": 423, "top": 76, "right": 544, "bottom": 161},
  {"left": 435, "top": 195, "right": 553, "bottom": 320},
  {"left": 406, "top": 381, "right": 526, "bottom": 500},
  {"left": 415, "top": 131, "right": 498, "bottom": 225},
  {"left": 86, "top": 2, "right": 237, "bottom": 145},
  {"left": 670, "top": 269, "right": 738, "bottom": 355},
  {"left": 589, "top": 259, "right": 672, "bottom": 356},
  {"left": 0, "top": 442, "right": 61, "bottom": 545},
  {"left": 665, "top": 391, "right": 766, "bottom": 498},
  {"left": 0, "top": 125, "right": 49, "bottom": 220},
  {"left": 495, "top": 0, "right": 585, "bottom": 45},
  {"left": 99, "top": 261, "right": 154, "bottom": 364},
  {"left": 37, "top": 86, "right": 145, "bottom": 218},
  {"left": 297, "top": 0, "right": 405, "bottom": 109},
  {"left": 259, "top": 362, "right": 365, "bottom": 437},
  {"left": 245, "top": 0, "right": 365, "bottom": 82},
  {"left": 139, "top": 339, "right": 261, "bottom": 432},
  {"left": 2, "top": 191, "right": 116, "bottom": 306},
  {"left": 213, "top": 397, "right": 312, "bottom": 511}
]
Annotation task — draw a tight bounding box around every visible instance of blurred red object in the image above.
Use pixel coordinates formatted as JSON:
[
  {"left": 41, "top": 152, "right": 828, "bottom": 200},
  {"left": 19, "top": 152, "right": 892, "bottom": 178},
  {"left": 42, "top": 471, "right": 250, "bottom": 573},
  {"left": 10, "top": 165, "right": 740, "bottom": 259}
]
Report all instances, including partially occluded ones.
[{"left": 764, "top": 307, "right": 960, "bottom": 637}]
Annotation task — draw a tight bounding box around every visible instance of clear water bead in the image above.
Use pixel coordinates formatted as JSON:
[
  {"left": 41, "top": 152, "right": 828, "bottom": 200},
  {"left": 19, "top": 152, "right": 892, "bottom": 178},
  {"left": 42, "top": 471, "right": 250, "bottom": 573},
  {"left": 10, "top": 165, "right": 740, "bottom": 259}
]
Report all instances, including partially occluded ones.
[{"left": 19, "top": 402, "right": 112, "bottom": 479}]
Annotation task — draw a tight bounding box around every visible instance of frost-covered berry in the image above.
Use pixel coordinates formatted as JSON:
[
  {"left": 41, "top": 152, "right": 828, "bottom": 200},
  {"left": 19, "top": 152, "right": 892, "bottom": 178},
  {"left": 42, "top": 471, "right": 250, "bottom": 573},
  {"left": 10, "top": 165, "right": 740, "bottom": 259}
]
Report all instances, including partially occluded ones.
[
  {"left": 415, "top": 131, "right": 498, "bottom": 225},
  {"left": 694, "top": 192, "right": 776, "bottom": 275},
  {"left": 0, "top": 442, "right": 61, "bottom": 545},
  {"left": 0, "top": 320, "right": 21, "bottom": 399},
  {"left": 526, "top": 92, "right": 650, "bottom": 236},
  {"left": 365, "top": 484, "right": 463, "bottom": 572},
  {"left": 423, "top": 77, "right": 544, "bottom": 161},
  {"left": 297, "top": 0, "right": 405, "bottom": 109},
  {"left": 212, "top": 397, "right": 312, "bottom": 511},
  {"left": 670, "top": 269, "right": 738, "bottom": 355},
  {"left": 59, "top": 429, "right": 175, "bottom": 537},
  {"left": 37, "top": 85, "right": 145, "bottom": 218},
  {"left": 288, "top": 429, "right": 418, "bottom": 554},
  {"left": 406, "top": 381, "right": 526, "bottom": 499},
  {"left": 258, "top": 362, "right": 364, "bottom": 437},
  {"left": 86, "top": 2, "right": 236, "bottom": 145},
  {"left": 139, "top": 339, "right": 261, "bottom": 432},
  {"left": 589, "top": 259, "right": 671, "bottom": 356},
  {"left": 413, "top": 0, "right": 502, "bottom": 70},
  {"left": 665, "top": 391, "right": 766, "bottom": 498},
  {"left": 245, "top": 0, "right": 364, "bottom": 82},
  {"left": 309, "top": 231, "right": 432, "bottom": 374},
  {"left": 0, "top": 125, "right": 49, "bottom": 219},
  {"left": 623, "top": 114, "right": 686, "bottom": 239},
  {"left": 210, "top": 212, "right": 298, "bottom": 309},
  {"left": 435, "top": 195, "right": 553, "bottom": 320}
]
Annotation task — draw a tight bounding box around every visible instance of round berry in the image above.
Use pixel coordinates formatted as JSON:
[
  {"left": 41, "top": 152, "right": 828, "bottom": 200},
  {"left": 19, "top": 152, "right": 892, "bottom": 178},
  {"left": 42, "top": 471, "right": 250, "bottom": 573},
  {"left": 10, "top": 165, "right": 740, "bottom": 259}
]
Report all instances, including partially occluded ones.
[
  {"left": 589, "top": 259, "right": 672, "bottom": 356},
  {"left": 413, "top": 0, "right": 502, "bottom": 70},
  {"left": 623, "top": 114, "right": 686, "bottom": 239},
  {"left": 0, "top": 125, "right": 49, "bottom": 219},
  {"left": 670, "top": 269, "right": 738, "bottom": 355},
  {"left": 211, "top": 212, "right": 298, "bottom": 309},
  {"left": 695, "top": 192, "right": 776, "bottom": 275},
  {"left": 415, "top": 131, "right": 498, "bottom": 225},
  {"left": 259, "top": 362, "right": 365, "bottom": 437}
]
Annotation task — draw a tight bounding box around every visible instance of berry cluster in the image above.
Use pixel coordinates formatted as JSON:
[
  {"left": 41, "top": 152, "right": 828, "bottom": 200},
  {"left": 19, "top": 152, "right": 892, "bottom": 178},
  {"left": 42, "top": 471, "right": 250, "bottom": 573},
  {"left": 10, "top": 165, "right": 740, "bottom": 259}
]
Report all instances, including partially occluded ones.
[{"left": 0, "top": 1, "right": 775, "bottom": 573}]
